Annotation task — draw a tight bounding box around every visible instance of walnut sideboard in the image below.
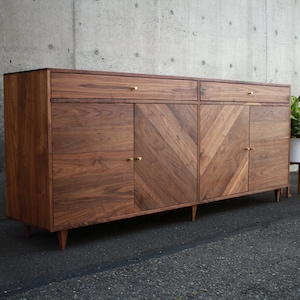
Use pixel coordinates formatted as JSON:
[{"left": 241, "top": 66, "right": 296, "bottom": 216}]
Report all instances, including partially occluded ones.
[{"left": 4, "top": 68, "right": 290, "bottom": 250}]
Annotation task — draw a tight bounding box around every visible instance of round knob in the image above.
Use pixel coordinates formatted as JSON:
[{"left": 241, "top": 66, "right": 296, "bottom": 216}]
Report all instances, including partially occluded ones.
[
  {"left": 248, "top": 91, "right": 254, "bottom": 95},
  {"left": 132, "top": 86, "right": 138, "bottom": 90}
]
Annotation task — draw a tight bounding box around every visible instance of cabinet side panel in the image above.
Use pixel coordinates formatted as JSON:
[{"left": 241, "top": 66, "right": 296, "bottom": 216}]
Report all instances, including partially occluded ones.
[
  {"left": 4, "top": 71, "right": 51, "bottom": 229},
  {"left": 4, "top": 74, "right": 19, "bottom": 219}
]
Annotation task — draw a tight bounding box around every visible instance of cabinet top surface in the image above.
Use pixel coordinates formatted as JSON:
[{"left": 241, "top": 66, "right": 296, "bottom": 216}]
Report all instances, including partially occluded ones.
[{"left": 4, "top": 68, "right": 291, "bottom": 88}]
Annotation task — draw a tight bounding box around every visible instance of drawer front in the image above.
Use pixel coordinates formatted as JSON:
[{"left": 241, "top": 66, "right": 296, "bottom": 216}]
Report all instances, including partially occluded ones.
[
  {"left": 51, "top": 72, "right": 198, "bottom": 101},
  {"left": 200, "top": 81, "right": 290, "bottom": 103}
]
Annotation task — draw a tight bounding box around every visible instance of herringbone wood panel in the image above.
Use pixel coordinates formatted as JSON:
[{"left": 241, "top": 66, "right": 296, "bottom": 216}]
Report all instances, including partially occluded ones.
[
  {"left": 135, "top": 104, "right": 197, "bottom": 210},
  {"left": 200, "top": 105, "right": 249, "bottom": 201}
]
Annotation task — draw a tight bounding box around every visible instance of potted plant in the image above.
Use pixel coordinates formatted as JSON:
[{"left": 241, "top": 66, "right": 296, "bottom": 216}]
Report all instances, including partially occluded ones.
[{"left": 290, "top": 95, "right": 300, "bottom": 162}]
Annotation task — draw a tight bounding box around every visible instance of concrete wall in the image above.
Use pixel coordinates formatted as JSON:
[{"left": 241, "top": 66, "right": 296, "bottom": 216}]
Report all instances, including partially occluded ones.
[{"left": 0, "top": 0, "right": 299, "bottom": 218}]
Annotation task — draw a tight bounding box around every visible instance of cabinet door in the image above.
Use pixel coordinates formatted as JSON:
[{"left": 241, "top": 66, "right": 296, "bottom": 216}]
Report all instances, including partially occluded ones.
[
  {"left": 249, "top": 106, "right": 290, "bottom": 190},
  {"left": 200, "top": 105, "right": 249, "bottom": 201},
  {"left": 52, "top": 103, "right": 135, "bottom": 228},
  {"left": 134, "top": 104, "right": 197, "bottom": 210}
]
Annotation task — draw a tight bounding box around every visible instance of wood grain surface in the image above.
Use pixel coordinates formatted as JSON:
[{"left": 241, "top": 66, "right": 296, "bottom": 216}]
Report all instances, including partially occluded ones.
[
  {"left": 249, "top": 106, "right": 290, "bottom": 190},
  {"left": 4, "top": 70, "right": 52, "bottom": 229},
  {"left": 52, "top": 72, "right": 198, "bottom": 101},
  {"left": 135, "top": 104, "right": 198, "bottom": 210},
  {"left": 201, "top": 81, "right": 290, "bottom": 103},
  {"left": 52, "top": 103, "right": 135, "bottom": 227},
  {"left": 200, "top": 105, "right": 249, "bottom": 200}
]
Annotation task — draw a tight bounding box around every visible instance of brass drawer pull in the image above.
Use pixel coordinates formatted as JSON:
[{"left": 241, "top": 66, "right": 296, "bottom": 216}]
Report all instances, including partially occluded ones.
[
  {"left": 248, "top": 91, "right": 254, "bottom": 95},
  {"left": 128, "top": 157, "right": 142, "bottom": 161},
  {"left": 131, "top": 86, "right": 138, "bottom": 90}
]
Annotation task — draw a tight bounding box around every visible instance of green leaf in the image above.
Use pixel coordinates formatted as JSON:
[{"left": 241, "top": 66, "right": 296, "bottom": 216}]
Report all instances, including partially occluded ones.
[{"left": 290, "top": 95, "right": 300, "bottom": 138}]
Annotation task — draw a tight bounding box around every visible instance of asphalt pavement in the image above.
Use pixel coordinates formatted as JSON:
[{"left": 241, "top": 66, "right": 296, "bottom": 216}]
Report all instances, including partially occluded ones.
[{"left": 1, "top": 173, "right": 300, "bottom": 299}]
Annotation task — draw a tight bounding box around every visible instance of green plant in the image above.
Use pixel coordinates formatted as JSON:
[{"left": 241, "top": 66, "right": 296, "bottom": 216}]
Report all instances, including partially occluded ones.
[{"left": 291, "top": 95, "right": 300, "bottom": 138}]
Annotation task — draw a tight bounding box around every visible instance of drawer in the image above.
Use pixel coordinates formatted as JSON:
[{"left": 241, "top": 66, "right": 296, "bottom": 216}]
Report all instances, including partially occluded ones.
[
  {"left": 51, "top": 72, "right": 198, "bottom": 101},
  {"left": 200, "top": 81, "right": 290, "bottom": 103}
]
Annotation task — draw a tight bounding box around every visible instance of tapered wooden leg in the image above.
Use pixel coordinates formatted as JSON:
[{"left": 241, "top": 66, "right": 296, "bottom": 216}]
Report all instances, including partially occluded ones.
[
  {"left": 57, "top": 230, "right": 68, "bottom": 250},
  {"left": 274, "top": 189, "right": 281, "bottom": 202},
  {"left": 192, "top": 205, "right": 197, "bottom": 221},
  {"left": 286, "top": 185, "right": 291, "bottom": 198},
  {"left": 24, "top": 224, "right": 31, "bottom": 238}
]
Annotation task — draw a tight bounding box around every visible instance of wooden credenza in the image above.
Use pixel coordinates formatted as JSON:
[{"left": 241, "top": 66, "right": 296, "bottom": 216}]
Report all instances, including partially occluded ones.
[{"left": 4, "top": 69, "right": 290, "bottom": 249}]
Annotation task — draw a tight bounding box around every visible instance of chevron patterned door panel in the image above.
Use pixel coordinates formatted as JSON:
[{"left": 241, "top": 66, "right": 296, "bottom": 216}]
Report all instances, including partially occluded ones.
[
  {"left": 200, "top": 105, "right": 249, "bottom": 201},
  {"left": 134, "top": 104, "right": 198, "bottom": 210}
]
